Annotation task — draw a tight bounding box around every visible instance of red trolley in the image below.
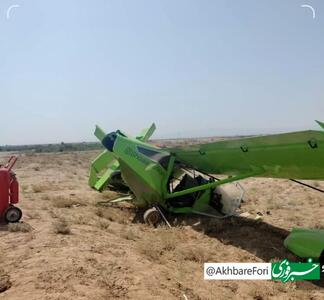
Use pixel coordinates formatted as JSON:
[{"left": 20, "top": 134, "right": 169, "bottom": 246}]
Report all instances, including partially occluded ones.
[{"left": 0, "top": 156, "right": 22, "bottom": 223}]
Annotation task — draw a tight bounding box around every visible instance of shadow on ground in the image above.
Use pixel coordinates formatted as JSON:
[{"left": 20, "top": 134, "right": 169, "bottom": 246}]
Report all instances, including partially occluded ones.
[
  {"left": 171, "top": 214, "right": 324, "bottom": 288},
  {"left": 197, "top": 216, "right": 291, "bottom": 261}
]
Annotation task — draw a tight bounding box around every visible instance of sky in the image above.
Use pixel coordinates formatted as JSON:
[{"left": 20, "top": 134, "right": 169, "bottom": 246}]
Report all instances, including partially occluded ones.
[{"left": 0, "top": 0, "right": 323, "bottom": 145}]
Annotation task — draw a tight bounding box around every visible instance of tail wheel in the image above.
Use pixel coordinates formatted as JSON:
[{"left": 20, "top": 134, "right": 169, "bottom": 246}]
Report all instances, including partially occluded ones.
[
  {"left": 4, "top": 206, "right": 22, "bottom": 223},
  {"left": 143, "top": 207, "right": 162, "bottom": 226}
]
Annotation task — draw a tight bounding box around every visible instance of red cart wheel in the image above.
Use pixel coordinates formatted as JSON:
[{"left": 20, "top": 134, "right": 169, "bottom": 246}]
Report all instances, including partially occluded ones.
[{"left": 4, "top": 206, "right": 22, "bottom": 223}]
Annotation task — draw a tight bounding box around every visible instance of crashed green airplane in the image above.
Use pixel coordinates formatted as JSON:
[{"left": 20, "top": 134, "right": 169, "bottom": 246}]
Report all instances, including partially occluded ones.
[{"left": 89, "top": 121, "right": 324, "bottom": 261}]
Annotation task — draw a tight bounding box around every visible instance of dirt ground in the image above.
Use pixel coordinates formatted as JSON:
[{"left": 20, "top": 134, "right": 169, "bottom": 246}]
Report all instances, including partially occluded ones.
[{"left": 0, "top": 150, "right": 324, "bottom": 299}]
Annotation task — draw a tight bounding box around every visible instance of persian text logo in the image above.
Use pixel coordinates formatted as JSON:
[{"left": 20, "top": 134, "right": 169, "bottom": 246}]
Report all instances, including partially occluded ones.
[{"left": 271, "top": 259, "right": 320, "bottom": 283}]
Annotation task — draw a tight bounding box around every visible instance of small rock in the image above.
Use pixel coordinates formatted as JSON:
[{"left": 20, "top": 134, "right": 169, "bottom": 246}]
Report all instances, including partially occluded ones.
[{"left": 239, "top": 212, "right": 251, "bottom": 218}]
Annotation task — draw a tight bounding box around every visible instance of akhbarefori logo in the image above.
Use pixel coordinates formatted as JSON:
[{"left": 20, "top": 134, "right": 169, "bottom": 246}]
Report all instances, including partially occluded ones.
[
  {"left": 204, "top": 259, "right": 321, "bottom": 282},
  {"left": 271, "top": 259, "right": 320, "bottom": 283}
]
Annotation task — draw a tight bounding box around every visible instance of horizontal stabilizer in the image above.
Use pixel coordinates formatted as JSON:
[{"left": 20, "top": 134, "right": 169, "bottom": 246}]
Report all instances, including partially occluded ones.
[
  {"left": 94, "top": 125, "right": 106, "bottom": 142},
  {"left": 89, "top": 150, "right": 119, "bottom": 191},
  {"left": 315, "top": 120, "right": 324, "bottom": 130},
  {"left": 136, "top": 123, "right": 156, "bottom": 142}
]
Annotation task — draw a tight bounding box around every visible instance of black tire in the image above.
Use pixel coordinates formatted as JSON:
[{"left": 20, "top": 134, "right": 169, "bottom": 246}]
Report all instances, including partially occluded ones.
[
  {"left": 4, "top": 206, "right": 22, "bottom": 223},
  {"left": 143, "top": 207, "right": 162, "bottom": 226}
]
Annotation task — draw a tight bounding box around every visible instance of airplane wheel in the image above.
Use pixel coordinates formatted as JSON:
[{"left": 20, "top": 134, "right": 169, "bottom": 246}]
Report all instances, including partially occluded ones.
[
  {"left": 4, "top": 206, "right": 22, "bottom": 223},
  {"left": 143, "top": 207, "right": 161, "bottom": 226}
]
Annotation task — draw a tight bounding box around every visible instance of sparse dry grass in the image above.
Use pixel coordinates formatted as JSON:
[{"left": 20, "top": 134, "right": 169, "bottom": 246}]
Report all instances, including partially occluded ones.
[
  {"left": 137, "top": 226, "right": 215, "bottom": 264},
  {"left": 97, "top": 219, "right": 110, "bottom": 230},
  {"left": 99, "top": 190, "right": 118, "bottom": 200},
  {"left": 95, "top": 207, "right": 129, "bottom": 224},
  {"left": 51, "top": 196, "right": 86, "bottom": 208},
  {"left": 314, "top": 223, "right": 324, "bottom": 230},
  {"left": 8, "top": 222, "right": 33, "bottom": 233},
  {"left": 137, "top": 227, "right": 181, "bottom": 262},
  {"left": 53, "top": 217, "right": 71, "bottom": 234},
  {"left": 49, "top": 208, "right": 59, "bottom": 219},
  {"left": 97, "top": 261, "right": 129, "bottom": 298},
  {"left": 175, "top": 245, "right": 214, "bottom": 263},
  {"left": 120, "top": 228, "right": 137, "bottom": 241},
  {"left": 73, "top": 215, "right": 90, "bottom": 225},
  {"left": 26, "top": 211, "right": 41, "bottom": 220},
  {"left": 31, "top": 184, "right": 48, "bottom": 193},
  {"left": 41, "top": 194, "right": 51, "bottom": 201},
  {"left": 33, "top": 165, "right": 40, "bottom": 171},
  {"left": 21, "top": 185, "right": 29, "bottom": 193},
  {"left": 0, "top": 268, "right": 11, "bottom": 293}
]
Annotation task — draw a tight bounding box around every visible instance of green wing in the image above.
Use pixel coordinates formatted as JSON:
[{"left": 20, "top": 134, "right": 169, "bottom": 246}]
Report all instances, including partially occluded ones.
[{"left": 169, "top": 128, "right": 324, "bottom": 180}]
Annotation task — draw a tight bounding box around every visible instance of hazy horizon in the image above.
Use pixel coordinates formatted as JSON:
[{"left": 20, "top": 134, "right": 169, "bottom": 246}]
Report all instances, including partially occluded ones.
[{"left": 2, "top": 123, "right": 323, "bottom": 147}]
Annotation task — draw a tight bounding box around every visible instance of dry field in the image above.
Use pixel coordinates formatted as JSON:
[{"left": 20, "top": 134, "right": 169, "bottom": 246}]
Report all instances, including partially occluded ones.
[{"left": 0, "top": 150, "right": 324, "bottom": 299}]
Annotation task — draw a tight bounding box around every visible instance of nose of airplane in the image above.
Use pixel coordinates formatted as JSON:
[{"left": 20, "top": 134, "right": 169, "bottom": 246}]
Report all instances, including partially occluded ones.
[{"left": 102, "top": 131, "right": 117, "bottom": 152}]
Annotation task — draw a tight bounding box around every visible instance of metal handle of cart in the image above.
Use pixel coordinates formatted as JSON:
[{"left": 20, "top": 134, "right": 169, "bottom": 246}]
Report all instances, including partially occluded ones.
[{"left": 5, "top": 156, "right": 18, "bottom": 171}]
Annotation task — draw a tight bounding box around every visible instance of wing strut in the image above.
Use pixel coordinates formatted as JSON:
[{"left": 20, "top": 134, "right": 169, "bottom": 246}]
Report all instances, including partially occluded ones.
[{"left": 290, "top": 179, "right": 324, "bottom": 193}]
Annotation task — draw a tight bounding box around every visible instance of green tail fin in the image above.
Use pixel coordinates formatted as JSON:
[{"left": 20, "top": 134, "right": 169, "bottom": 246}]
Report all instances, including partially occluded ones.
[{"left": 315, "top": 120, "right": 324, "bottom": 130}]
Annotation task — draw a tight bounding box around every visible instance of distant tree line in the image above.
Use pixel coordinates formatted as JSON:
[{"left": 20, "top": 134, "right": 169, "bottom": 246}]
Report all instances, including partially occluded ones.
[{"left": 0, "top": 142, "right": 103, "bottom": 153}]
